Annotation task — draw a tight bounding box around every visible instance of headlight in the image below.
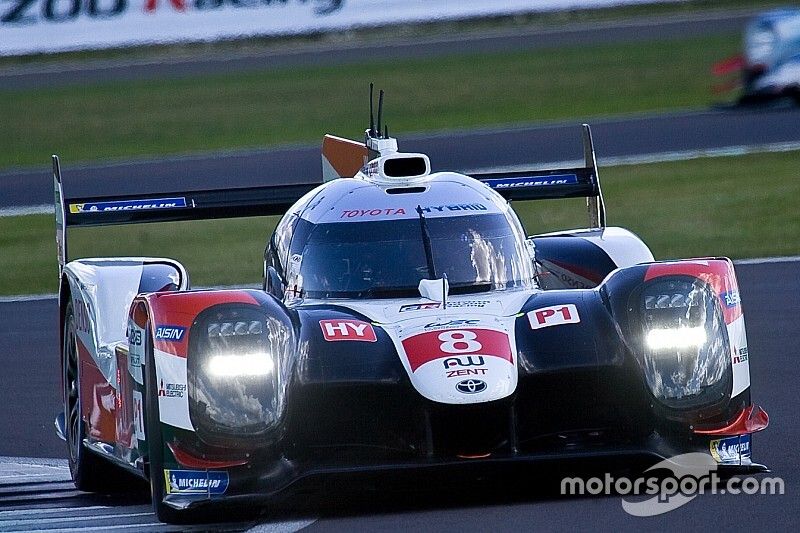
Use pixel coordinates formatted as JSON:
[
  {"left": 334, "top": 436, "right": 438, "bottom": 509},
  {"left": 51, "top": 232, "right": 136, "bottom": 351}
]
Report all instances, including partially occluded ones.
[
  {"left": 636, "top": 277, "right": 731, "bottom": 409},
  {"left": 206, "top": 352, "right": 274, "bottom": 377},
  {"left": 646, "top": 326, "right": 707, "bottom": 351},
  {"left": 188, "top": 305, "right": 291, "bottom": 445}
]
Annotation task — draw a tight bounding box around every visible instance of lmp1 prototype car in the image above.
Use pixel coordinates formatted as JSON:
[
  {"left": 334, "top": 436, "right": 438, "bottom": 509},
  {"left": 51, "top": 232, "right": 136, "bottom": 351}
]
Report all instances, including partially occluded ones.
[
  {"left": 54, "top": 92, "right": 768, "bottom": 523},
  {"left": 714, "top": 8, "right": 800, "bottom": 103}
]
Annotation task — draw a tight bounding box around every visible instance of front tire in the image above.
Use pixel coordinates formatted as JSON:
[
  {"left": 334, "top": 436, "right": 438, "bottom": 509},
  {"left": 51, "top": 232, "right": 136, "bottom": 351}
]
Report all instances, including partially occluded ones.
[{"left": 63, "top": 302, "right": 120, "bottom": 492}]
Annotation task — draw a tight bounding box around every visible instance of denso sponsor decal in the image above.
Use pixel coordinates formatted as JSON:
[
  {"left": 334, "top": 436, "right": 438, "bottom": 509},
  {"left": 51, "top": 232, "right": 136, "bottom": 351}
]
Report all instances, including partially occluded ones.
[
  {"left": 709, "top": 434, "right": 751, "bottom": 464},
  {"left": 69, "top": 197, "right": 186, "bottom": 213},
  {"left": 721, "top": 290, "right": 741, "bottom": 308},
  {"left": 402, "top": 328, "right": 512, "bottom": 372},
  {"left": 155, "top": 325, "right": 186, "bottom": 342},
  {"left": 527, "top": 304, "right": 580, "bottom": 330},
  {"left": 164, "top": 470, "right": 229, "bottom": 495},
  {"left": 319, "top": 319, "right": 377, "bottom": 342},
  {"left": 483, "top": 174, "right": 579, "bottom": 189}
]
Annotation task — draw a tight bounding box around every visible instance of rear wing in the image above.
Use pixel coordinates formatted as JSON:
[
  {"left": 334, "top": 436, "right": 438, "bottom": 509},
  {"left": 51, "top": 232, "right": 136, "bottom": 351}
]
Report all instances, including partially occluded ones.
[
  {"left": 473, "top": 124, "right": 606, "bottom": 228},
  {"left": 51, "top": 158, "right": 317, "bottom": 274},
  {"left": 53, "top": 124, "right": 605, "bottom": 274}
]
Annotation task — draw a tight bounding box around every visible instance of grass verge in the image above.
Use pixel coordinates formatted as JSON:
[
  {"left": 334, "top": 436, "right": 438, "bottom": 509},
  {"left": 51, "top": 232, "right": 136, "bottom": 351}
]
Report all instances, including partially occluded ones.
[
  {"left": 1, "top": 150, "right": 798, "bottom": 296},
  {"left": 0, "top": 31, "right": 739, "bottom": 170}
]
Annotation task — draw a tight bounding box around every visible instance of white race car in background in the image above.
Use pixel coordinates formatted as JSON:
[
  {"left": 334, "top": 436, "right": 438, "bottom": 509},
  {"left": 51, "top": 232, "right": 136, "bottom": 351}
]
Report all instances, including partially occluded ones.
[{"left": 714, "top": 8, "right": 800, "bottom": 104}]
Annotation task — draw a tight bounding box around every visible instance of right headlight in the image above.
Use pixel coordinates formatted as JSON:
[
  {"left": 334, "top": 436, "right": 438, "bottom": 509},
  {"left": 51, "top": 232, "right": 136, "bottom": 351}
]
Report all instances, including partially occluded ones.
[
  {"left": 188, "top": 304, "right": 291, "bottom": 445},
  {"left": 635, "top": 277, "right": 732, "bottom": 410}
]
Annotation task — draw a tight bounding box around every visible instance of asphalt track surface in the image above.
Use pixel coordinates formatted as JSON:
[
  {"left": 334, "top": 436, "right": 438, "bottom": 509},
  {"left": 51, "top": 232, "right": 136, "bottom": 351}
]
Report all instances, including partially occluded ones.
[
  {"left": 0, "top": 260, "right": 797, "bottom": 531},
  {"left": 1, "top": 8, "right": 798, "bottom": 531},
  {"left": 3, "top": 105, "right": 800, "bottom": 211}
]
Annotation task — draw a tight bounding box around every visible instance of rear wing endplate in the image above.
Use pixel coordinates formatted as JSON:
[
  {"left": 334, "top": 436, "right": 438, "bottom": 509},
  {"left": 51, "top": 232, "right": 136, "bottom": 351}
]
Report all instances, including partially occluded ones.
[{"left": 473, "top": 124, "right": 606, "bottom": 228}]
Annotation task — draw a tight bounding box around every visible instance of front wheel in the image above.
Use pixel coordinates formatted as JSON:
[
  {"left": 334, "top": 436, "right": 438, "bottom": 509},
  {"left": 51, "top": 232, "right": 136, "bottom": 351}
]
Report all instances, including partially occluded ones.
[{"left": 63, "top": 302, "right": 121, "bottom": 492}]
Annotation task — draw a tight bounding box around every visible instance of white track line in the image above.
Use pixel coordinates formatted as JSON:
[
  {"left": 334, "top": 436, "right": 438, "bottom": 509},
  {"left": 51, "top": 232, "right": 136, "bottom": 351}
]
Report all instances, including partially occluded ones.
[
  {"left": 466, "top": 141, "right": 800, "bottom": 174},
  {"left": 735, "top": 255, "right": 800, "bottom": 265},
  {"left": 0, "top": 204, "right": 52, "bottom": 217},
  {"left": 0, "top": 259, "right": 797, "bottom": 304},
  {"left": 0, "top": 284, "right": 260, "bottom": 303},
  {"left": 0, "top": 294, "right": 58, "bottom": 303},
  {"left": 4, "top": 141, "right": 800, "bottom": 219},
  {"left": 0, "top": 507, "right": 112, "bottom": 518},
  {"left": 247, "top": 520, "right": 317, "bottom": 533},
  {"left": 0, "top": 513, "right": 152, "bottom": 527},
  {"left": 22, "top": 524, "right": 169, "bottom": 532}
]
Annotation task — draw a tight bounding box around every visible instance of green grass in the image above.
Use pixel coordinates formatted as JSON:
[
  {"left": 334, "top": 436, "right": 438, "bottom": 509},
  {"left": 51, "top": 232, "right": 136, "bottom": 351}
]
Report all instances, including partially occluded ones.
[
  {"left": 2, "top": 150, "right": 798, "bottom": 296},
  {"left": 518, "top": 151, "right": 800, "bottom": 260},
  {"left": 0, "top": 31, "right": 739, "bottom": 170}
]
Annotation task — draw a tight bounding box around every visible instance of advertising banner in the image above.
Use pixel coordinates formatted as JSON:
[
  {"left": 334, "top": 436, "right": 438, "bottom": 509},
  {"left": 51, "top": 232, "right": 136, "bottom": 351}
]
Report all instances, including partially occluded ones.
[{"left": 0, "top": 0, "right": 679, "bottom": 56}]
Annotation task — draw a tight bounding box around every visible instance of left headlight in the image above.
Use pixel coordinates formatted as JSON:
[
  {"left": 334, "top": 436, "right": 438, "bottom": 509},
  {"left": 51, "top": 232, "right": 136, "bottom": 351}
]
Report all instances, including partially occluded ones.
[
  {"left": 188, "top": 305, "right": 290, "bottom": 445},
  {"left": 635, "top": 277, "right": 731, "bottom": 410}
]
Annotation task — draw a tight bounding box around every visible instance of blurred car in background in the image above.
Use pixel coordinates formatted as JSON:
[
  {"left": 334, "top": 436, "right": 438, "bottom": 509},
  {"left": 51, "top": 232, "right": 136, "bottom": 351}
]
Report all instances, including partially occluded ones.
[{"left": 714, "top": 8, "right": 800, "bottom": 104}]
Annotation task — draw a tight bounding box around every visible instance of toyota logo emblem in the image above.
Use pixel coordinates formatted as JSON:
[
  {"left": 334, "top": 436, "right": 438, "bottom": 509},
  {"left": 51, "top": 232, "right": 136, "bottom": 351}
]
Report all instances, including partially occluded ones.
[{"left": 455, "top": 379, "right": 487, "bottom": 394}]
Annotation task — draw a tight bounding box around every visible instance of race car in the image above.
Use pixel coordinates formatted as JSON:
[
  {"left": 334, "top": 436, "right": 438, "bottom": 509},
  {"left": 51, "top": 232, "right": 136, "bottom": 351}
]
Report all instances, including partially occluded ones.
[
  {"left": 53, "top": 90, "right": 769, "bottom": 523},
  {"left": 713, "top": 8, "right": 800, "bottom": 103}
]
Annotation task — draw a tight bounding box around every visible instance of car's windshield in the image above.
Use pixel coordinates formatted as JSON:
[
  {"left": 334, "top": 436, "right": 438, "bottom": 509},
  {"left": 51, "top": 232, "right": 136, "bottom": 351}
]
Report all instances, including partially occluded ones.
[{"left": 293, "top": 214, "right": 535, "bottom": 299}]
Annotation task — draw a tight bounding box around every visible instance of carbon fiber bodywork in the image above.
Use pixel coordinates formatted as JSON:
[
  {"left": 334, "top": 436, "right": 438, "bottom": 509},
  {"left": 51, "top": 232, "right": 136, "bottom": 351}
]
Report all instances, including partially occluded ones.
[{"left": 153, "top": 262, "right": 756, "bottom": 512}]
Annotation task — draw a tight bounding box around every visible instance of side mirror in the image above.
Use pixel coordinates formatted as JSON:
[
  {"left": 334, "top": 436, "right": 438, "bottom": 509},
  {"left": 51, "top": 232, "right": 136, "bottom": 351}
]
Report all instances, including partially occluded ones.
[
  {"left": 525, "top": 237, "right": 537, "bottom": 262},
  {"left": 265, "top": 266, "right": 285, "bottom": 300}
]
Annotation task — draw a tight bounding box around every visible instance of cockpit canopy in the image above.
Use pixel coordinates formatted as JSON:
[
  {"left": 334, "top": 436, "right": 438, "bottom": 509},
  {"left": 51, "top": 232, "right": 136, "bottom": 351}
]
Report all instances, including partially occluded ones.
[{"left": 266, "top": 173, "right": 537, "bottom": 300}]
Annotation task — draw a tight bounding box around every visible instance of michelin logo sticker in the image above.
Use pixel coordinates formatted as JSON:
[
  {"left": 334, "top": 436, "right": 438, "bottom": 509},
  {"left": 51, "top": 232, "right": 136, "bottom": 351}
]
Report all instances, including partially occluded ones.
[
  {"left": 709, "top": 434, "right": 751, "bottom": 464},
  {"left": 69, "top": 197, "right": 187, "bottom": 214},
  {"left": 484, "top": 174, "right": 578, "bottom": 189},
  {"left": 164, "top": 470, "right": 229, "bottom": 495}
]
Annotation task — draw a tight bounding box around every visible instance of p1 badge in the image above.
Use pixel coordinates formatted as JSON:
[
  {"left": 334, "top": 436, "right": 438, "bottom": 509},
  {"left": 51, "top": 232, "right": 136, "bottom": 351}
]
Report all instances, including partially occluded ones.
[{"left": 527, "top": 304, "right": 580, "bottom": 330}]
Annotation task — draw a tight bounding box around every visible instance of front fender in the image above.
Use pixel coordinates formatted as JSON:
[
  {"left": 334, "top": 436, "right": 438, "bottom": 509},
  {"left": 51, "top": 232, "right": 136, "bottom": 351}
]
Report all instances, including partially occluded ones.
[
  {"left": 600, "top": 258, "right": 750, "bottom": 425},
  {"left": 62, "top": 257, "right": 187, "bottom": 387},
  {"left": 134, "top": 289, "right": 296, "bottom": 449}
]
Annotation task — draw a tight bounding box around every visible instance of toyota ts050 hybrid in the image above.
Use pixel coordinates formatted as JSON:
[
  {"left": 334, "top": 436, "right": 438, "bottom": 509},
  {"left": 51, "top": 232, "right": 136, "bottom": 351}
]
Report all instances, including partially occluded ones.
[{"left": 53, "top": 90, "right": 768, "bottom": 523}]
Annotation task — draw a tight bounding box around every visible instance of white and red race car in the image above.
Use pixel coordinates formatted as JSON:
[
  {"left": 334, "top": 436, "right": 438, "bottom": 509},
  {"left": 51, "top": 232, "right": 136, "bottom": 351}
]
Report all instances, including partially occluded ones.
[{"left": 54, "top": 91, "right": 768, "bottom": 523}]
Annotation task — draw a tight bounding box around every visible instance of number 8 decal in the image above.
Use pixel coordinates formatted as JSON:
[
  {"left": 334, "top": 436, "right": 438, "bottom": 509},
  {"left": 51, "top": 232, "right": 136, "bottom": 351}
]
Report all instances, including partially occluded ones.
[
  {"left": 438, "top": 330, "right": 482, "bottom": 353},
  {"left": 402, "top": 328, "right": 513, "bottom": 372}
]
